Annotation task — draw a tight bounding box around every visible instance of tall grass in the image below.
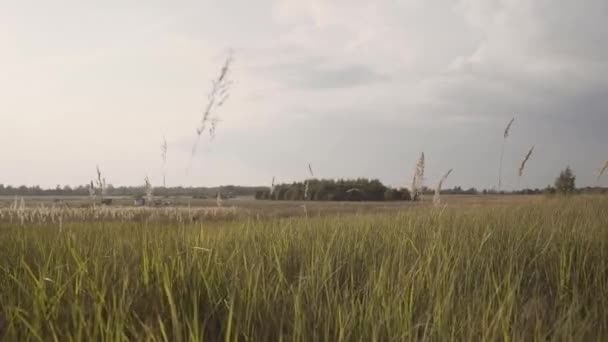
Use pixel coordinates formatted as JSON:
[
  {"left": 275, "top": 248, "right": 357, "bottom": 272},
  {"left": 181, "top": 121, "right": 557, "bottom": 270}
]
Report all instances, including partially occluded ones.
[{"left": 2, "top": 197, "right": 607, "bottom": 341}]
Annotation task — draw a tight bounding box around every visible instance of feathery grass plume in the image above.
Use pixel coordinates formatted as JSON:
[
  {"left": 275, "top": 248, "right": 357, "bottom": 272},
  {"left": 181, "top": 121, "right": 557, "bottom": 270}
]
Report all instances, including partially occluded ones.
[
  {"left": 304, "top": 163, "right": 315, "bottom": 200},
  {"left": 518, "top": 146, "right": 535, "bottom": 178},
  {"left": 411, "top": 152, "right": 425, "bottom": 201},
  {"left": 597, "top": 161, "right": 608, "bottom": 183},
  {"left": 209, "top": 117, "right": 222, "bottom": 141},
  {"left": 216, "top": 188, "right": 223, "bottom": 207},
  {"left": 304, "top": 181, "right": 310, "bottom": 201},
  {"left": 433, "top": 169, "right": 453, "bottom": 207},
  {"left": 18, "top": 197, "right": 25, "bottom": 225},
  {"left": 161, "top": 137, "right": 168, "bottom": 188},
  {"left": 498, "top": 117, "right": 515, "bottom": 190},
  {"left": 95, "top": 166, "right": 106, "bottom": 202},
  {"left": 189, "top": 50, "right": 234, "bottom": 167},
  {"left": 88, "top": 180, "right": 96, "bottom": 205},
  {"left": 504, "top": 117, "right": 515, "bottom": 139},
  {"left": 270, "top": 176, "right": 275, "bottom": 198},
  {"left": 144, "top": 177, "right": 153, "bottom": 205}
]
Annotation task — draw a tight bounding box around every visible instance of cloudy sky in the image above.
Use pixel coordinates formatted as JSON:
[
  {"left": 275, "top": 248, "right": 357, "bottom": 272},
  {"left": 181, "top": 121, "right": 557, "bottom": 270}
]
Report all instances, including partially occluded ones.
[{"left": 1, "top": 0, "right": 607, "bottom": 190}]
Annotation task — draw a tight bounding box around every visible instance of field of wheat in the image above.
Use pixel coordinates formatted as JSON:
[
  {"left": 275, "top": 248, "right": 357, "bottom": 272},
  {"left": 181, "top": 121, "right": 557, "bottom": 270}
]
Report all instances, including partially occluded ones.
[{"left": 1, "top": 196, "right": 607, "bottom": 341}]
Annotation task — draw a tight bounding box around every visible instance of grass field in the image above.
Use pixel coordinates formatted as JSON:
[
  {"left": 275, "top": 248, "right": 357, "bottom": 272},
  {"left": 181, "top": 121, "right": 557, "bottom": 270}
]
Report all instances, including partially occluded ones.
[{"left": 1, "top": 196, "right": 607, "bottom": 341}]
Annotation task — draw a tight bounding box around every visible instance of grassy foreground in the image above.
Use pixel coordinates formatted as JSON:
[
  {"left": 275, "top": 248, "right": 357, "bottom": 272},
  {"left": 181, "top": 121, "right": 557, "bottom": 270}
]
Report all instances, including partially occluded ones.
[{"left": 1, "top": 197, "right": 607, "bottom": 341}]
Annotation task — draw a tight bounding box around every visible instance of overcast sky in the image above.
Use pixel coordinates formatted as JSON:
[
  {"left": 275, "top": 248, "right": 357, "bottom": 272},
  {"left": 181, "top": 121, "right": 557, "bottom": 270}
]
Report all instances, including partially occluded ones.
[{"left": 1, "top": 0, "right": 607, "bottom": 190}]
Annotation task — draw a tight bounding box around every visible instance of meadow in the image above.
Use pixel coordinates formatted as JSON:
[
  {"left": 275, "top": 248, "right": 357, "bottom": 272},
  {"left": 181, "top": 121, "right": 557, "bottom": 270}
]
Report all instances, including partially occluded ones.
[{"left": 1, "top": 195, "right": 607, "bottom": 341}]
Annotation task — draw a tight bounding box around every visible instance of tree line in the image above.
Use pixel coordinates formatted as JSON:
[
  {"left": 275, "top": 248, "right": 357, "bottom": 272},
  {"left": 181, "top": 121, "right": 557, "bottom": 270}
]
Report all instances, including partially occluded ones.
[
  {"left": 256, "top": 178, "right": 411, "bottom": 201},
  {"left": 0, "top": 167, "right": 599, "bottom": 198},
  {"left": 0, "top": 184, "right": 266, "bottom": 198}
]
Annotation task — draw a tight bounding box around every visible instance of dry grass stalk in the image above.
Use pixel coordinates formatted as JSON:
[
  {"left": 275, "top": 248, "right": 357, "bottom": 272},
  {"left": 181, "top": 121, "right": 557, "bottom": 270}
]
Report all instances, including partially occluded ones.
[
  {"left": 304, "top": 163, "right": 315, "bottom": 200},
  {"left": 504, "top": 117, "right": 515, "bottom": 139},
  {"left": 89, "top": 180, "right": 96, "bottom": 205},
  {"left": 190, "top": 51, "right": 234, "bottom": 162},
  {"left": 270, "top": 176, "right": 276, "bottom": 198},
  {"left": 433, "top": 169, "right": 453, "bottom": 207},
  {"left": 95, "top": 166, "right": 106, "bottom": 202},
  {"left": 498, "top": 117, "right": 515, "bottom": 190},
  {"left": 304, "top": 181, "right": 310, "bottom": 201},
  {"left": 597, "top": 161, "right": 608, "bottom": 183},
  {"left": 411, "top": 152, "right": 425, "bottom": 201},
  {"left": 18, "top": 197, "right": 25, "bottom": 225},
  {"left": 518, "top": 146, "right": 535, "bottom": 178},
  {"left": 144, "top": 177, "right": 153, "bottom": 205},
  {"left": 161, "top": 137, "right": 168, "bottom": 188},
  {"left": 216, "top": 188, "right": 223, "bottom": 207}
]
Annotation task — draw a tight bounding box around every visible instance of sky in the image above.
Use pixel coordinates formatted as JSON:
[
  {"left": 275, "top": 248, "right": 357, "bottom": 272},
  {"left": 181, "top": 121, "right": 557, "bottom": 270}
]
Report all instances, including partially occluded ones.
[{"left": 1, "top": 0, "right": 607, "bottom": 190}]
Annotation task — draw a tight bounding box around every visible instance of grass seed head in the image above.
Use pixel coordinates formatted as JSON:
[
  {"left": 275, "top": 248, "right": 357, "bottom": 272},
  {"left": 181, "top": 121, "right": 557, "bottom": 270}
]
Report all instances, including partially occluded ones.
[
  {"left": 519, "top": 146, "right": 535, "bottom": 177},
  {"left": 597, "top": 160, "right": 608, "bottom": 183},
  {"left": 411, "top": 152, "right": 425, "bottom": 201},
  {"left": 433, "top": 168, "right": 453, "bottom": 207},
  {"left": 504, "top": 117, "right": 515, "bottom": 139}
]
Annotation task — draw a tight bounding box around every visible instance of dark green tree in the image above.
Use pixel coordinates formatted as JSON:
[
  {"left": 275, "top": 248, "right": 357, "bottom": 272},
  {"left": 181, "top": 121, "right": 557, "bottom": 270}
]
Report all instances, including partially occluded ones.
[
  {"left": 400, "top": 188, "right": 412, "bottom": 201},
  {"left": 555, "top": 166, "right": 576, "bottom": 195},
  {"left": 384, "top": 189, "right": 400, "bottom": 201}
]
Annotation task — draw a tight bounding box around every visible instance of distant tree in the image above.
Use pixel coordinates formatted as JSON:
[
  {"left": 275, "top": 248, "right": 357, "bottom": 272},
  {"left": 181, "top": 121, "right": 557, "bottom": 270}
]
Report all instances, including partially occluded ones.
[
  {"left": 254, "top": 190, "right": 266, "bottom": 200},
  {"left": 327, "top": 188, "right": 346, "bottom": 201},
  {"left": 383, "top": 188, "right": 410, "bottom": 201},
  {"left": 366, "top": 179, "right": 387, "bottom": 200},
  {"left": 400, "top": 188, "right": 412, "bottom": 201},
  {"left": 275, "top": 187, "right": 289, "bottom": 200},
  {"left": 259, "top": 178, "right": 392, "bottom": 201},
  {"left": 345, "top": 188, "right": 364, "bottom": 201},
  {"left": 555, "top": 166, "right": 576, "bottom": 195},
  {"left": 384, "top": 189, "right": 400, "bottom": 201},
  {"left": 314, "top": 183, "right": 330, "bottom": 201},
  {"left": 285, "top": 186, "right": 303, "bottom": 201},
  {"left": 543, "top": 185, "right": 556, "bottom": 195}
]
